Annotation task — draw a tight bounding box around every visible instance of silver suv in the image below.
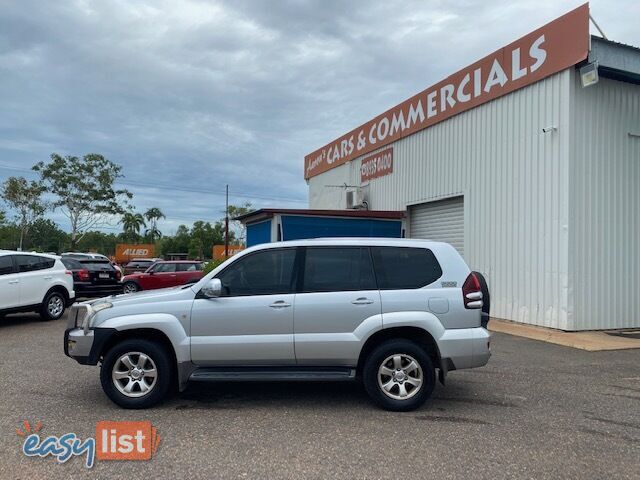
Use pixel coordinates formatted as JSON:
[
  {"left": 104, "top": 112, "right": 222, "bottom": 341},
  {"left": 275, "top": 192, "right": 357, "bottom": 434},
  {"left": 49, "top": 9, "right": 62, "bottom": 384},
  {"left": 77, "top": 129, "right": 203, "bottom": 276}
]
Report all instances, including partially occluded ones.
[{"left": 65, "top": 238, "right": 490, "bottom": 411}]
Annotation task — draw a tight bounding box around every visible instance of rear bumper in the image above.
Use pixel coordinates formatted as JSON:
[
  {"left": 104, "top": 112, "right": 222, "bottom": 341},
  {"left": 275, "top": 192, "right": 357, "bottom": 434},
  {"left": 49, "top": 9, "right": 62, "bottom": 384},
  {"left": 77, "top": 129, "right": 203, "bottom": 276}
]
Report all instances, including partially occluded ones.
[
  {"left": 438, "top": 327, "right": 491, "bottom": 371},
  {"left": 74, "top": 283, "right": 123, "bottom": 298}
]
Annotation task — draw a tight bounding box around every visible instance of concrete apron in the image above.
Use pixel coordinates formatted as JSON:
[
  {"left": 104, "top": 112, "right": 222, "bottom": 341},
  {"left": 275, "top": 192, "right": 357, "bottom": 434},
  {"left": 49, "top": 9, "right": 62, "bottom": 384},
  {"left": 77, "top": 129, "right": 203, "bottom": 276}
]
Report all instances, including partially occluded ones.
[{"left": 488, "top": 318, "right": 640, "bottom": 351}]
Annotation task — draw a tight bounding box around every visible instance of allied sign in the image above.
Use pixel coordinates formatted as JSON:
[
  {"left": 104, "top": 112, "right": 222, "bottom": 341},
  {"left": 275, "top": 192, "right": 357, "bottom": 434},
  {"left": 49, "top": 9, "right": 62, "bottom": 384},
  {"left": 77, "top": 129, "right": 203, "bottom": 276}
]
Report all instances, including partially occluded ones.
[
  {"left": 115, "top": 244, "right": 155, "bottom": 263},
  {"left": 304, "top": 3, "right": 589, "bottom": 179},
  {"left": 212, "top": 245, "right": 245, "bottom": 260},
  {"left": 361, "top": 148, "right": 393, "bottom": 182}
]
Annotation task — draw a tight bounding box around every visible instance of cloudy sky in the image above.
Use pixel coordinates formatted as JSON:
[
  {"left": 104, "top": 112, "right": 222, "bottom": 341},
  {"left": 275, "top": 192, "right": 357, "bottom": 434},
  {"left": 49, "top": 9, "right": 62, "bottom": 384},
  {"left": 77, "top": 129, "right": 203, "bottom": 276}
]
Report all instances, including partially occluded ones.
[{"left": 1, "top": 0, "right": 638, "bottom": 234}]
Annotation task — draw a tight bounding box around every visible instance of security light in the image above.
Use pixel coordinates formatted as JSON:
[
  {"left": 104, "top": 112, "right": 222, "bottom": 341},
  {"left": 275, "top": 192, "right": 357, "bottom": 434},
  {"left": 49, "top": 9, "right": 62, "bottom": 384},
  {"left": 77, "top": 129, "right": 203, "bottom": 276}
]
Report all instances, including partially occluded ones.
[{"left": 580, "top": 62, "right": 599, "bottom": 87}]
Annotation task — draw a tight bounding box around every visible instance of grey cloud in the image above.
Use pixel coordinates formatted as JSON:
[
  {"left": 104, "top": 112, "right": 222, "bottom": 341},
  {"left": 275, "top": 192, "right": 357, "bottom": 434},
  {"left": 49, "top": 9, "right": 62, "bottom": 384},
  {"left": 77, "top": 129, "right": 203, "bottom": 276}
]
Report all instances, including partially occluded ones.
[{"left": 0, "top": 0, "right": 638, "bottom": 234}]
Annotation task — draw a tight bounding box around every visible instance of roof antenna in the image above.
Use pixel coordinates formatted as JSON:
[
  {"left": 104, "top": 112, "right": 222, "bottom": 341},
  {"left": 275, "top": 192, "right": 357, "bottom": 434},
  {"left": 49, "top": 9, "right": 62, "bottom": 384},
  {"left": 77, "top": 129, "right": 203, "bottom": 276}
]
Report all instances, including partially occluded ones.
[{"left": 589, "top": 13, "right": 608, "bottom": 40}]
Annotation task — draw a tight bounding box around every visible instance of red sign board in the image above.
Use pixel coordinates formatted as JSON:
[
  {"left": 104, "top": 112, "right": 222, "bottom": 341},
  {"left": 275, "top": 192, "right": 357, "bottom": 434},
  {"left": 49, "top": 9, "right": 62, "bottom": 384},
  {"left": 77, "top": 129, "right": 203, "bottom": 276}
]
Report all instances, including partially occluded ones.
[
  {"left": 361, "top": 148, "right": 393, "bottom": 182},
  {"left": 304, "top": 4, "right": 589, "bottom": 179}
]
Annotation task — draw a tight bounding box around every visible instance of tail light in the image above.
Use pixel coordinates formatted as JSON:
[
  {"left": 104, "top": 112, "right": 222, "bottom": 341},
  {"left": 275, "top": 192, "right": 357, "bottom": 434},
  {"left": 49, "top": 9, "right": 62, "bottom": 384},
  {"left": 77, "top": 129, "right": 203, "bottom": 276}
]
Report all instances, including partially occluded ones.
[
  {"left": 78, "top": 269, "right": 90, "bottom": 281},
  {"left": 65, "top": 270, "right": 73, "bottom": 276},
  {"left": 462, "top": 272, "right": 483, "bottom": 309}
]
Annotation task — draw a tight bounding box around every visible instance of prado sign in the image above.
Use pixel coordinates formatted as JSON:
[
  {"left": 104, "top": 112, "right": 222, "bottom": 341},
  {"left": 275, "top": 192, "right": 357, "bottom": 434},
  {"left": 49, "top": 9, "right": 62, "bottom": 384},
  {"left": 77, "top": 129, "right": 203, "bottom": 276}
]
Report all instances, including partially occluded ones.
[{"left": 304, "top": 4, "right": 589, "bottom": 179}]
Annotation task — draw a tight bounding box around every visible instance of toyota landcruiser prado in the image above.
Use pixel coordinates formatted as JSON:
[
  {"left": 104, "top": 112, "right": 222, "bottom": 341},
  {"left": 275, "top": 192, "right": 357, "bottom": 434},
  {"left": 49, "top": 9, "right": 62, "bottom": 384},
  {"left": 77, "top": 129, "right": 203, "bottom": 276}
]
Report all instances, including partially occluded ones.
[{"left": 65, "top": 238, "right": 490, "bottom": 411}]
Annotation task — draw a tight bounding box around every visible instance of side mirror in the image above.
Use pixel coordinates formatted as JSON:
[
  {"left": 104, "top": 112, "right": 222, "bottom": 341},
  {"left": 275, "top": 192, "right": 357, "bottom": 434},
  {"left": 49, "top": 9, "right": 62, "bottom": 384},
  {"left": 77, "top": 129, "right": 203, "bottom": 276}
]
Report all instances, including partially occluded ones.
[{"left": 201, "top": 278, "right": 222, "bottom": 298}]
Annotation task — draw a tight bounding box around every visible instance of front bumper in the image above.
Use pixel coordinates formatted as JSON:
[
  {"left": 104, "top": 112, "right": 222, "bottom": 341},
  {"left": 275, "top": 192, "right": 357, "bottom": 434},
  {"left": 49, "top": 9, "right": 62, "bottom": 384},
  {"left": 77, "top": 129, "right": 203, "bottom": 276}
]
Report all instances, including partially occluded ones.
[{"left": 64, "top": 327, "right": 117, "bottom": 365}]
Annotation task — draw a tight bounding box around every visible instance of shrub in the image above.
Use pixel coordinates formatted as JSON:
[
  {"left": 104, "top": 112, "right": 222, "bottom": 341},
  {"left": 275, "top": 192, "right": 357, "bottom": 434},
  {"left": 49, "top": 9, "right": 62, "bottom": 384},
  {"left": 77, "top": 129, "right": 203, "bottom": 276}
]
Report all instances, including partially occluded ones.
[{"left": 202, "top": 258, "right": 226, "bottom": 275}]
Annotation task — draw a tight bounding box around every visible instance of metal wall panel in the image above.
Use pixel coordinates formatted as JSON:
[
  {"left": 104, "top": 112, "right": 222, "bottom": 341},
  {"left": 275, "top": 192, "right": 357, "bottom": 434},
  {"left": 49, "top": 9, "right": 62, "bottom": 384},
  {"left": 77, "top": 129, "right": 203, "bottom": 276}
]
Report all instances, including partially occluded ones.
[
  {"left": 409, "top": 197, "right": 465, "bottom": 257},
  {"left": 309, "top": 71, "right": 573, "bottom": 329},
  {"left": 569, "top": 73, "right": 640, "bottom": 330}
]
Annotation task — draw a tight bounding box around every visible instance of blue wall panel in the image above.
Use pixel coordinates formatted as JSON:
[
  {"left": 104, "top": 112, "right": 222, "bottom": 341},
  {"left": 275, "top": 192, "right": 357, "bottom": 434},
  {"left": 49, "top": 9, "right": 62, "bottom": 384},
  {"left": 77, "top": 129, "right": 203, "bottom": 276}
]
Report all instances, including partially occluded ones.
[
  {"left": 281, "top": 215, "right": 401, "bottom": 240},
  {"left": 246, "top": 220, "right": 272, "bottom": 247}
]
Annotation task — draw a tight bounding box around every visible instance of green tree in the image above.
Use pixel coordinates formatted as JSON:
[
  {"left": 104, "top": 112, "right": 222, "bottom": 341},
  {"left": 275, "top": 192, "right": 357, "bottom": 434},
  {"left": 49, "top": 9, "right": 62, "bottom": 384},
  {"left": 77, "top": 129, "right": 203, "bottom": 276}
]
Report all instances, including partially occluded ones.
[
  {"left": 120, "top": 211, "right": 146, "bottom": 242},
  {"left": 144, "top": 207, "right": 165, "bottom": 243},
  {"left": 0, "top": 176, "right": 47, "bottom": 250},
  {"left": 27, "top": 218, "right": 69, "bottom": 252},
  {"left": 226, "top": 202, "right": 254, "bottom": 245},
  {"left": 33, "top": 153, "right": 132, "bottom": 249},
  {"left": 76, "top": 231, "right": 119, "bottom": 256}
]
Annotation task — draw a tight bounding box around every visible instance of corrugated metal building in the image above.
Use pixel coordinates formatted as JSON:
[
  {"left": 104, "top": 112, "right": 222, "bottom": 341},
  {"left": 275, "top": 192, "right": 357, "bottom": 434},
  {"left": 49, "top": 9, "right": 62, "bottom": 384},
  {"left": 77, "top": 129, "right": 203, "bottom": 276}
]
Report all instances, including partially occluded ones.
[{"left": 304, "top": 5, "right": 640, "bottom": 331}]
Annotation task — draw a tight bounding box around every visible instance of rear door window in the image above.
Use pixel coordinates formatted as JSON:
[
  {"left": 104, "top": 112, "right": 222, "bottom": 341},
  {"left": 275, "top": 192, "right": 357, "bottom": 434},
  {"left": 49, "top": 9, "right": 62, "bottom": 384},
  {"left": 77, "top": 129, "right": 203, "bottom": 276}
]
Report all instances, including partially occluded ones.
[
  {"left": 301, "top": 247, "right": 376, "bottom": 293},
  {"left": 15, "top": 255, "right": 55, "bottom": 272},
  {"left": 371, "top": 247, "right": 442, "bottom": 289},
  {"left": 0, "top": 256, "right": 14, "bottom": 275},
  {"left": 177, "top": 263, "right": 199, "bottom": 272}
]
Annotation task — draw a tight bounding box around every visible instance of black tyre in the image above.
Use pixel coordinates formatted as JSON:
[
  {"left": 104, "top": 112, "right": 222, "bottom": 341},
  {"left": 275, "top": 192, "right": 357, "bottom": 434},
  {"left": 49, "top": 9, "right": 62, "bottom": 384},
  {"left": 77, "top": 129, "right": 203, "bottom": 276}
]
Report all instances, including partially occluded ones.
[
  {"left": 363, "top": 339, "right": 435, "bottom": 412},
  {"left": 40, "top": 290, "right": 66, "bottom": 321},
  {"left": 100, "top": 339, "right": 172, "bottom": 409},
  {"left": 123, "top": 281, "right": 140, "bottom": 294}
]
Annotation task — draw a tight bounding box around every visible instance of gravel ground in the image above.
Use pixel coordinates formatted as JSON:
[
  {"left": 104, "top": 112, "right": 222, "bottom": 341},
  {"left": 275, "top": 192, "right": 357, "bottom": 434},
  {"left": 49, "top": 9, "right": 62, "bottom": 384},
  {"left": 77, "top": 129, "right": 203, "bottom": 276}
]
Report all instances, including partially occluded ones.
[{"left": 0, "top": 311, "right": 638, "bottom": 479}]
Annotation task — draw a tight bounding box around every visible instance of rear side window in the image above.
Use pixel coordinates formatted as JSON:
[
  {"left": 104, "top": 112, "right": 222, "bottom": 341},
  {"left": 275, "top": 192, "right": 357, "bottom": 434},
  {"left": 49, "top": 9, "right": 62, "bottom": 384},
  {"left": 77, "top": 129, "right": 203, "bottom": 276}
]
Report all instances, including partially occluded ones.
[
  {"left": 302, "top": 247, "right": 376, "bottom": 293},
  {"left": 15, "top": 255, "right": 55, "bottom": 273},
  {"left": 371, "top": 247, "right": 442, "bottom": 289},
  {"left": 216, "top": 248, "right": 296, "bottom": 296},
  {"left": 0, "top": 256, "right": 14, "bottom": 275}
]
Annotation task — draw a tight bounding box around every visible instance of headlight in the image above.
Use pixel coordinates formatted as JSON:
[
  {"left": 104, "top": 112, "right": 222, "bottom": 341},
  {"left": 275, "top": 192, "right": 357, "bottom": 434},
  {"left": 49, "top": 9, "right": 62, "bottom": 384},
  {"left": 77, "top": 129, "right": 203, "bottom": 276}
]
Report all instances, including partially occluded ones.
[{"left": 82, "top": 302, "right": 113, "bottom": 332}]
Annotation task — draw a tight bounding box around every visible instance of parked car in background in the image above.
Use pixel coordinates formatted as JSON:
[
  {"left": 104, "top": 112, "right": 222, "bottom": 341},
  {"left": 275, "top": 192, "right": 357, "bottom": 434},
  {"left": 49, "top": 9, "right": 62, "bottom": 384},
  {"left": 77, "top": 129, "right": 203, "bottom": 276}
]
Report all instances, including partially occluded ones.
[
  {"left": 61, "top": 257, "right": 123, "bottom": 298},
  {"left": 0, "top": 251, "right": 74, "bottom": 320},
  {"left": 122, "top": 260, "right": 205, "bottom": 293},
  {"left": 123, "top": 258, "right": 161, "bottom": 275},
  {"left": 62, "top": 252, "right": 108, "bottom": 260},
  {"left": 65, "top": 238, "right": 490, "bottom": 410},
  {"left": 62, "top": 252, "right": 123, "bottom": 277}
]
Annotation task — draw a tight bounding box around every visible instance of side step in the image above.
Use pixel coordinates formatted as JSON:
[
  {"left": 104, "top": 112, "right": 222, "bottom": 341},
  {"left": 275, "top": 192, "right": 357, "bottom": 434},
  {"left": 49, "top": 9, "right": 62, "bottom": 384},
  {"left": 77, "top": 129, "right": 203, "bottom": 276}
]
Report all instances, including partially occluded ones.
[{"left": 190, "top": 366, "right": 356, "bottom": 382}]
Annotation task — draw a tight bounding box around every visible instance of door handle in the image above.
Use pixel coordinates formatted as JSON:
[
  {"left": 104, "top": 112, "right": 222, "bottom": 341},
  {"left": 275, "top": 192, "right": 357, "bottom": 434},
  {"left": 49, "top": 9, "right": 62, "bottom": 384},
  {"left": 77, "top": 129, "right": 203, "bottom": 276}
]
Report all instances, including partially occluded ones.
[
  {"left": 269, "top": 300, "right": 291, "bottom": 308},
  {"left": 352, "top": 297, "right": 374, "bottom": 305},
  {"left": 8, "top": 280, "right": 19, "bottom": 284}
]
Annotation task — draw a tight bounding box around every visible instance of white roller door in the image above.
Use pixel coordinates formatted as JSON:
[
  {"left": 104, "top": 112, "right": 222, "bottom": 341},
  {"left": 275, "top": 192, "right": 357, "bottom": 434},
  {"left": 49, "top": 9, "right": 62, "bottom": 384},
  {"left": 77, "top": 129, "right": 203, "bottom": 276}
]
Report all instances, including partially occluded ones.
[{"left": 409, "top": 196, "right": 465, "bottom": 256}]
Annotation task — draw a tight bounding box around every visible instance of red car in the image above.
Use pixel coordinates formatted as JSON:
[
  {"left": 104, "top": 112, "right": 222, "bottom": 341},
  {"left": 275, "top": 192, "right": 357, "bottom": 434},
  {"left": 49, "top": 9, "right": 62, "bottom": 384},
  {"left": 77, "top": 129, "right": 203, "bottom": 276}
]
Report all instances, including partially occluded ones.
[{"left": 121, "top": 260, "right": 205, "bottom": 294}]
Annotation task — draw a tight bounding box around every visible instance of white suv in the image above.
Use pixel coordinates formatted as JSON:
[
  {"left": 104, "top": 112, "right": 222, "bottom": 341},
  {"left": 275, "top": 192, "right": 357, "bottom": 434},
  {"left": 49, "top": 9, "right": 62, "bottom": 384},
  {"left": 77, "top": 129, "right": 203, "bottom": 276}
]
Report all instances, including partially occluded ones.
[{"left": 0, "top": 251, "right": 75, "bottom": 320}]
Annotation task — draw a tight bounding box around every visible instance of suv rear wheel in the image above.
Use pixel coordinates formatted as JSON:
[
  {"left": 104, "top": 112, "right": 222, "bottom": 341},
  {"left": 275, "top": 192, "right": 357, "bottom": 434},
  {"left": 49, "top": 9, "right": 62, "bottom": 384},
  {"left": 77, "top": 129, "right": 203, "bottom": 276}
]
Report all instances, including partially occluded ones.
[
  {"left": 40, "top": 290, "right": 66, "bottom": 321},
  {"left": 363, "top": 339, "right": 435, "bottom": 411},
  {"left": 100, "top": 339, "right": 172, "bottom": 408}
]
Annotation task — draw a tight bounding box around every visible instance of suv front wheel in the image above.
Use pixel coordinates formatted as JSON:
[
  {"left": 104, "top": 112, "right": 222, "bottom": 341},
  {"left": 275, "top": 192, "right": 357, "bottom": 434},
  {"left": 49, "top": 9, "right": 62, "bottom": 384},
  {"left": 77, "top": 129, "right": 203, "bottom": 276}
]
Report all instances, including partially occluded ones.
[
  {"left": 363, "top": 339, "right": 435, "bottom": 411},
  {"left": 100, "top": 339, "right": 172, "bottom": 408}
]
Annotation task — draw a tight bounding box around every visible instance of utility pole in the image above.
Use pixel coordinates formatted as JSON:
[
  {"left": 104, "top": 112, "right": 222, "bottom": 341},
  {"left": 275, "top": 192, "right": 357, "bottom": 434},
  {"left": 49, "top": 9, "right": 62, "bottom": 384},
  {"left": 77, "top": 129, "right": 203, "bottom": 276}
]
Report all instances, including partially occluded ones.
[{"left": 224, "top": 184, "right": 229, "bottom": 258}]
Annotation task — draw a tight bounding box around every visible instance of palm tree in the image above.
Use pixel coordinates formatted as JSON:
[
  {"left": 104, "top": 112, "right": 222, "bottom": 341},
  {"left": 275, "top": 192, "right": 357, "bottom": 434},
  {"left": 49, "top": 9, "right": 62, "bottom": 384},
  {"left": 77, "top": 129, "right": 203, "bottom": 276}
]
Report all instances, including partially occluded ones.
[
  {"left": 144, "top": 207, "right": 165, "bottom": 243},
  {"left": 120, "top": 211, "right": 146, "bottom": 241}
]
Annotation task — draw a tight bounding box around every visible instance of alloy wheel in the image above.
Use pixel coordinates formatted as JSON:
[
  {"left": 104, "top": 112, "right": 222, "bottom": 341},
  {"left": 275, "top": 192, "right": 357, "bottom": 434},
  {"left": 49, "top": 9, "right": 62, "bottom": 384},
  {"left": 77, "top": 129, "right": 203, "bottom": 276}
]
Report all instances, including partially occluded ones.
[
  {"left": 47, "top": 295, "right": 64, "bottom": 318},
  {"left": 377, "top": 353, "right": 423, "bottom": 400},
  {"left": 111, "top": 351, "right": 158, "bottom": 398}
]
